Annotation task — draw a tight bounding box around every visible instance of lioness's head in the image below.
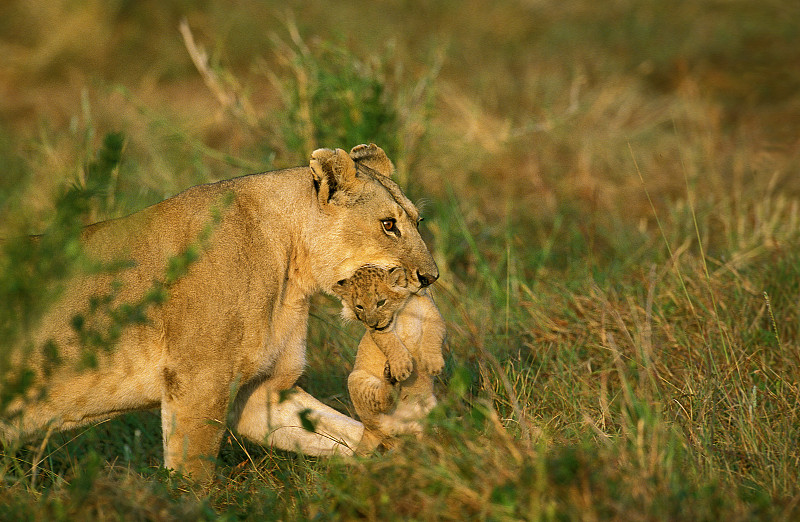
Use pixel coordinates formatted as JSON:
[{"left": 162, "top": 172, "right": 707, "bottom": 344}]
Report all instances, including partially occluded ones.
[{"left": 309, "top": 144, "right": 438, "bottom": 293}]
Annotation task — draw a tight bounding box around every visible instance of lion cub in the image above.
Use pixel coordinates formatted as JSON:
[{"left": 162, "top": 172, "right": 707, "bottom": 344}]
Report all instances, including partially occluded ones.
[{"left": 333, "top": 266, "right": 446, "bottom": 453}]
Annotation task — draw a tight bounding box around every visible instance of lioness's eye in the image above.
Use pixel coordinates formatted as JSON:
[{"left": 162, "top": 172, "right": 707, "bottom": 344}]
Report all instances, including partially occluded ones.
[
  {"left": 355, "top": 304, "right": 364, "bottom": 311},
  {"left": 381, "top": 219, "right": 395, "bottom": 232},
  {"left": 377, "top": 299, "right": 386, "bottom": 307}
]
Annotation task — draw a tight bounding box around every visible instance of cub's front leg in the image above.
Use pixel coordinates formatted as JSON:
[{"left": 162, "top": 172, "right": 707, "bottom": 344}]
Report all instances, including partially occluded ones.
[
  {"left": 368, "top": 330, "right": 414, "bottom": 382},
  {"left": 417, "top": 322, "right": 446, "bottom": 376},
  {"left": 416, "top": 297, "right": 447, "bottom": 376}
]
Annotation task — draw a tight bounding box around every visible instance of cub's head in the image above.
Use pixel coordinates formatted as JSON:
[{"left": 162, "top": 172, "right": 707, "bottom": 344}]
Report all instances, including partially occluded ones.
[
  {"left": 332, "top": 266, "right": 411, "bottom": 331},
  {"left": 310, "top": 144, "right": 438, "bottom": 293}
]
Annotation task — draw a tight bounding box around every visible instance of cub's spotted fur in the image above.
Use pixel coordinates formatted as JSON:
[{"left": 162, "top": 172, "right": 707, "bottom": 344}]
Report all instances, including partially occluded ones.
[
  {"left": 333, "top": 266, "right": 446, "bottom": 452},
  {"left": 335, "top": 266, "right": 415, "bottom": 382}
]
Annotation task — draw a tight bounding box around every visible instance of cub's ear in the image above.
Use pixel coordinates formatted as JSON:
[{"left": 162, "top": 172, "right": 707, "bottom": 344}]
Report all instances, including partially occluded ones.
[
  {"left": 350, "top": 143, "right": 394, "bottom": 178},
  {"left": 310, "top": 148, "right": 358, "bottom": 204},
  {"left": 332, "top": 278, "right": 349, "bottom": 298},
  {"left": 387, "top": 266, "right": 408, "bottom": 288}
]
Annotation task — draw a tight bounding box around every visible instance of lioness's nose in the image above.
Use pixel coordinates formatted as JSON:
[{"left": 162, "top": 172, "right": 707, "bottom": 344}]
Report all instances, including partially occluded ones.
[{"left": 417, "top": 270, "right": 438, "bottom": 287}]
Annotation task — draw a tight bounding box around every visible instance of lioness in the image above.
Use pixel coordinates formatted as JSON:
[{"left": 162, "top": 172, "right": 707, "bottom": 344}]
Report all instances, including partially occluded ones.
[
  {"left": 332, "top": 266, "right": 445, "bottom": 454},
  {"left": 1, "top": 144, "right": 438, "bottom": 481}
]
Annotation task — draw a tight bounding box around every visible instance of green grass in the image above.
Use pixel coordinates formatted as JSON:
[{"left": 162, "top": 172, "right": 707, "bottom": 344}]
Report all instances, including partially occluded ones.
[{"left": 2, "top": 0, "right": 800, "bottom": 519}]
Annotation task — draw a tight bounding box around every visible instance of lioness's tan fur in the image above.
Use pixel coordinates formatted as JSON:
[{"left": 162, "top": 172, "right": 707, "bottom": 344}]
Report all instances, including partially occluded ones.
[{"left": 1, "top": 144, "right": 438, "bottom": 481}]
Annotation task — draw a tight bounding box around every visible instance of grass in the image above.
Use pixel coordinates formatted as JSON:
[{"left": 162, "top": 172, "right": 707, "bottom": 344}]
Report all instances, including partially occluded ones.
[{"left": 2, "top": 0, "right": 800, "bottom": 519}]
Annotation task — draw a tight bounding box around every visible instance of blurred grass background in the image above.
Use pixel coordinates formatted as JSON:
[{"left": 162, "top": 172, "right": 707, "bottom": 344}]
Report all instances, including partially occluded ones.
[{"left": 1, "top": 0, "right": 800, "bottom": 519}]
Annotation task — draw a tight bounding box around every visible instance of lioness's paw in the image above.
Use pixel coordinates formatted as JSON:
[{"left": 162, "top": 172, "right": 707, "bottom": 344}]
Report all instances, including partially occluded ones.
[
  {"left": 387, "top": 352, "right": 414, "bottom": 382},
  {"left": 419, "top": 352, "right": 445, "bottom": 376}
]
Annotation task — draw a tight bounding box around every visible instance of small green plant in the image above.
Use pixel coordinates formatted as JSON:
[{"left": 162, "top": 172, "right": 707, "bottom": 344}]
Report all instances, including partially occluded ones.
[
  {"left": 264, "top": 20, "right": 442, "bottom": 185},
  {"left": 271, "top": 29, "right": 398, "bottom": 162},
  {"left": 0, "top": 133, "right": 127, "bottom": 405}
]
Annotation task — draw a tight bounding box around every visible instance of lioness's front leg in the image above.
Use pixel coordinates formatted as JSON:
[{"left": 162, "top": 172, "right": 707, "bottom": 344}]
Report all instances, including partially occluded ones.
[
  {"left": 231, "top": 379, "right": 364, "bottom": 455},
  {"left": 160, "top": 367, "right": 229, "bottom": 482}
]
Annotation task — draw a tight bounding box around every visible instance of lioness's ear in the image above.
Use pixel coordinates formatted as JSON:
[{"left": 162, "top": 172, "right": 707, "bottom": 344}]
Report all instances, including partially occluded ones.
[
  {"left": 310, "top": 148, "right": 358, "bottom": 203},
  {"left": 387, "top": 266, "right": 407, "bottom": 288},
  {"left": 350, "top": 143, "right": 394, "bottom": 178}
]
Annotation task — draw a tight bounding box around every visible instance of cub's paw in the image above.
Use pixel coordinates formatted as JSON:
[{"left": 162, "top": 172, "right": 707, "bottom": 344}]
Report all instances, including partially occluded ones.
[
  {"left": 383, "top": 361, "right": 399, "bottom": 386},
  {"left": 419, "top": 351, "right": 445, "bottom": 376},
  {"left": 364, "top": 382, "right": 395, "bottom": 414},
  {"left": 406, "top": 421, "right": 424, "bottom": 438},
  {"left": 387, "top": 352, "right": 414, "bottom": 382}
]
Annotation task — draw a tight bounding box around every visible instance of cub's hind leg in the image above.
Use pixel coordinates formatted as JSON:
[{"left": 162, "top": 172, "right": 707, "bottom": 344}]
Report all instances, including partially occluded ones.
[{"left": 348, "top": 367, "right": 396, "bottom": 417}]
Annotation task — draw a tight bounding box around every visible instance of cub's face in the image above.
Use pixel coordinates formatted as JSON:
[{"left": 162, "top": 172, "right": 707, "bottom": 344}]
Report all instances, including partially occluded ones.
[{"left": 333, "top": 266, "right": 411, "bottom": 331}]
